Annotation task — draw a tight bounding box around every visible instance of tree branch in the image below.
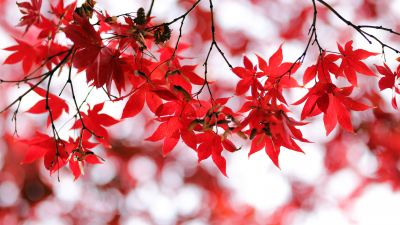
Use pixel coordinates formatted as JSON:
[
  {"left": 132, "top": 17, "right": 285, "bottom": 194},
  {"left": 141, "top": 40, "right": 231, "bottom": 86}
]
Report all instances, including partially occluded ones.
[{"left": 316, "top": 0, "right": 400, "bottom": 55}]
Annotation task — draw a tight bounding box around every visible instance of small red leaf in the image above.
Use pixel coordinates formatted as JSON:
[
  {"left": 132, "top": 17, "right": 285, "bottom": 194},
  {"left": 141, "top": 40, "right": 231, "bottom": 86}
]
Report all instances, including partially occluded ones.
[
  {"left": 146, "top": 122, "right": 168, "bottom": 142},
  {"left": 122, "top": 90, "right": 145, "bottom": 119},
  {"left": 212, "top": 151, "right": 227, "bottom": 177},
  {"left": 249, "top": 134, "right": 265, "bottom": 157},
  {"left": 265, "top": 136, "right": 280, "bottom": 168},
  {"left": 162, "top": 132, "right": 180, "bottom": 156}
]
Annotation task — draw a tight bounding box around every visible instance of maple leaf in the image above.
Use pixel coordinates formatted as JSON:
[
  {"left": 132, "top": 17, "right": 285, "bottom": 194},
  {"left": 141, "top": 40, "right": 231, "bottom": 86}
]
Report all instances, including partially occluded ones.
[
  {"left": 231, "top": 56, "right": 263, "bottom": 96},
  {"left": 249, "top": 134, "right": 280, "bottom": 168},
  {"left": 17, "top": 0, "right": 42, "bottom": 32},
  {"left": 85, "top": 48, "right": 130, "bottom": 93},
  {"left": 66, "top": 133, "right": 102, "bottom": 180},
  {"left": 337, "top": 41, "right": 378, "bottom": 86},
  {"left": 294, "top": 82, "right": 371, "bottom": 135},
  {"left": 196, "top": 131, "right": 228, "bottom": 176},
  {"left": 145, "top": 97, "right": 236, "bottom": 159},
  {"left": 26, "top": 84, "right": 69, "bottom": 126},
  {"left": 71, "top": 103, "right": 119, "bottom": 146},
  {"left": 146, "top": 105, "right": 197, "bottom": 155},
  {"left": 234, "top": 46, "right": 300, "bottom": 103},
  {"left": 38, "top": 42, "right": 70, "bottom": 70},
  {"left": 258, "top": 46, "right": 301, "bottom": 104},
  {"left": 131, "top": 47, "right": 200, "bottom": 102},
  {"left": 146, "top": 116, "right": 188, "bottom": 156},
  {"left": 21, "top": 132, "right": 69, "bottom": 173},
  {"left": 179, "top": 65, "right": 205, "bottom": 85},
  {"left": 3, "top": 39, "right": 42, "bottom": 74},
  {"left": 36, "top": 16, "right": 58, "bottom": 39},
  {"left": 376, "top": 63, "right": 398, "bottom": 91},
  {"left": 238, "top": 99, "right": 308, "bottom": 167},
  {"left": 122, "top": 84, "right": 163, "bottom": 119},
  {"left": 66, "top": 14, "right": 131, "bottom": 93},
  {"left": 258, "top": 45, "right": 301, "bottom": 78},
  {"left": 302, "top": 52, "right": 340, "bottom": 85},
  {"left": 64, "top": 13, "right": 102, "bottom": 69},
  {"left": 150, "top": 48, "right": 205, "bottom": 87},
  {"left": 146, "top": 99, "right": 234, "bottom": 172},
  {"left": 50, "top": 0, "right": 76, "bottom": 24},
  {"left": 375, "top": 63, "right": 400, "bottom": 108}
]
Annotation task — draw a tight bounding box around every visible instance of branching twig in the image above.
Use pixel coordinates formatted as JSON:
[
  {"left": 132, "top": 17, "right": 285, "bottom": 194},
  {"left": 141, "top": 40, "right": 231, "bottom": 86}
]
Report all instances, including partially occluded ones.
[
  {"left": 0, "top": 50, "right": 70, "bottom": 84},
  {"left": 195, "top": 0, "right": 233, "bottom": 100},
  {"left": 149, "top": 0, "right": 202, "bottom": 30},
  {"left": 316, "top": 0, "right": 400, "bottom": 56},
  {"left": 0, "top": 50, "right": 73, "bottom": 114},
  {"left": 65, "top": 51, "right": 100, "bottom": 139},
  {"left": 358, "top": 25, "right": 400, "bottom": 36}
]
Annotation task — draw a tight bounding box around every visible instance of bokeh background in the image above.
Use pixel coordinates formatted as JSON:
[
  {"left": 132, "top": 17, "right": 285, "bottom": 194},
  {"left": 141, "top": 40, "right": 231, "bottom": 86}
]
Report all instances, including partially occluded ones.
[{"left": 1, "top": 0, "right": 400, "bottom": 224}]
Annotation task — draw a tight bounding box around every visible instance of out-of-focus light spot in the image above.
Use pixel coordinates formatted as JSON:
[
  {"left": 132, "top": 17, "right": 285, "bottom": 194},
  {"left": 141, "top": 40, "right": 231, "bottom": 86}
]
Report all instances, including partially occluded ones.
[
  {"left": 128, "top": 182, "right": 160, "bottom": 211},
  {"left": 175, "top": 185, "right": 202, "bottom": 216},
  {"left": 128, "top": 156, "right": 157, "bottom": 182},
  {"left": 160, "top": 163, "right": 184, "bottom": 189},
  {"left": 175, "top": 150, "right": 201, "bottom": 177},
  {"left": 280, "top": 144, "right": 324, "bottom": 183},
  {"left": 123, "top": 217, "right": 151, "bottom": 225},
  {"left": 125, "top": 189, "right": 145, "bottom": 211},
  {"left": 149, "top": 194, "right": 177, "bottom": 225},
  {"left": 110, "top": 115, "right": 146, "bottom": 141},
  {"left": 351, "top": 184, "right": 400, "bottom": 225},
  {"left": 90, "top": 158, "right": 117, "bottom": 185},
  {"left": 0, "top": 181, "right": 19, "bottom": 207},
  {"left": 126, "top": 182, "right": 179, "bottom": 225},
  {"left": 294, "top": 206, "right": 351, "bottom": 225},
  {"left": 22, "top": 218, "right": 69, "bottom": 225},
  {"left": 54, "top": 176, "right": 82, "bottom": 203},
  {"left": 226, "top": 150, "right": 291, "bottom": 212},
  {"left": 217, "top": 1, "right": 275, "bottom": 39},
  {"left": 356, "top": 145, "right": 378, "bottom": 176},
  {"left": 325, "top": 169, "right": 361, "bottom": 201},
  {"left": 182, "top": 220, "right": 208, "bottom": 225},
  {"left": 36, "top": 201, "right": 65, "bottom": 220}
]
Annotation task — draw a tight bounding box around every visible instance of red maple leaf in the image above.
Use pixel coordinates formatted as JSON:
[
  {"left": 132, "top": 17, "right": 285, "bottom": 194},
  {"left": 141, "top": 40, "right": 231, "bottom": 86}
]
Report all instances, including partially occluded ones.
[
  {"left": 257, "top": 46, "right": 300, "bottom": 104},
  {"left": 196, "top": 131, "right": 228, "bottom": 176},
  {"left": 294, "top": 82, "right": 371, "bottom": 135},
  {"left": 121, "top": 84, "right": 163, "bottom": 119},
  {"left": 233, "top": 46, "right": 300, "bottom": 104},
  {"left": 238, "top": 99, "right": 308, "bottom": 168},
  {"left": 302, "top": 52, "right": 340, "bottom": 85},
  {"left": 85, "top": 48, "right": 130, "bottom": 93},
  {"left": 17, "top": 0, "right": 42, "bottom": 32},
  {"left": 375, "top": 63, "right": 400, "bottom": 108},
  {"left": 146, "top": 95, "right": 237, "bottom": 165},
  {"left": 21, "top": 132, "right": 69, "bottom": 173},
  {"left": 66, "top": 133, "right": 102, "bottom": 180},
  {"left": 3, "top": 39, "right": 42, "bottom": 74},
  {"left": 50, "top": 0, "right": 76, "bottom": 24},
  {"left": 337, "top": 40, "right": 378, "bottom": 86},
  {"left": 64, "top": 13, "right": 102, "bottom": 69},
  {"left": 146, "top": 98, "right": 200, "bottom": 155},
  {"left": 258, "top": 45, "right": 301, "bottom": 78},
  {"left": 146, "top": 116, "right": 183, "bottom": 156},
  {"left": 65, "top": 14, "right": 132, "bottom": 93},
  {"left": 231, "top": 55, "right": 263, "bottom": 96},
  {"left": 26, "top": 84, "right": 69, "bottom": 126},
  {"left": 72, "top": 102, "right": 119, "bottom": 145}
]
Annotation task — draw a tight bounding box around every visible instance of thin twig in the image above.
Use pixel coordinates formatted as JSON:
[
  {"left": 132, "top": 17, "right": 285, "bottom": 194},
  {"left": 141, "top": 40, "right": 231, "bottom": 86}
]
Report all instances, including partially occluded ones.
[
  {"left": 316, "top": 0, "right": 400, "bottom": 55},
  {"left": 147, "top": 0, "right": 155, "bottom": 18}
]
